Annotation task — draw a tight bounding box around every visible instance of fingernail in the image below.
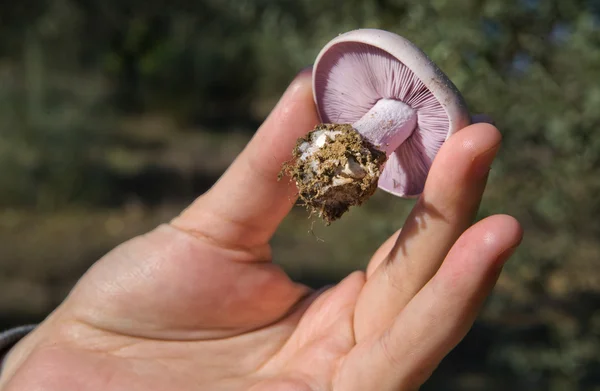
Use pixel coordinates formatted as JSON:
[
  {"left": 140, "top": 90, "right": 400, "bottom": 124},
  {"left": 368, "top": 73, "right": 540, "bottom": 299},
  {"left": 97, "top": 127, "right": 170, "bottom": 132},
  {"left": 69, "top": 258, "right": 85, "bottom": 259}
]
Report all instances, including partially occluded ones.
[
  {"left": 496, "top": 244, "right": 519, "bottom": 266},
  {"left": 296, "top": 65, "right": 313, "bottom": 78},
  {"left": 471, "top": 114, "right": 495, "bottom": 126},
  {"left": 472, "top": 143, "right": 500, "bottom": 179},
  {"left": 286, "top": 66, "right": 313, "bottom": 93},
  {"left": 277, "top": 66, "right": 313, "bottom": 106}
]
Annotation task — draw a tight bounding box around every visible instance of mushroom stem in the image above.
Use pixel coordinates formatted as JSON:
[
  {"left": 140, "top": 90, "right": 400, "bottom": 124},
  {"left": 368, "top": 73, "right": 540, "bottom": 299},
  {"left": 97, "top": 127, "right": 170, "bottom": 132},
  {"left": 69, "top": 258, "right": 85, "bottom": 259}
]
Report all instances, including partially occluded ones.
[{"left": 351, "top": 98, "right": 417, "bottom": 156}]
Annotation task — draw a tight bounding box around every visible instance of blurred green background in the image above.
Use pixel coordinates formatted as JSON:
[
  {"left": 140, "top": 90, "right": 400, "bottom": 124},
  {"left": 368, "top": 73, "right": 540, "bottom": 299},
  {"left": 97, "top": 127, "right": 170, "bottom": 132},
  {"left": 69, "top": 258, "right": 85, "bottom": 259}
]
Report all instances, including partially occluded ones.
[{"left": 1, "top": 0, "right": 600, "bottom": 389}]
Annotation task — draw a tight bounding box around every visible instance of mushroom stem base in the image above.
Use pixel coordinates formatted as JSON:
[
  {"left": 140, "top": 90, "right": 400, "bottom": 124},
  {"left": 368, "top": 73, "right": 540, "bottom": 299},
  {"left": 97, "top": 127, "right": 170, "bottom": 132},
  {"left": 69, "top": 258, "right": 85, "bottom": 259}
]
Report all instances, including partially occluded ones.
[{"left": 280, "top": 123, "right": 387, "bottom": 224}]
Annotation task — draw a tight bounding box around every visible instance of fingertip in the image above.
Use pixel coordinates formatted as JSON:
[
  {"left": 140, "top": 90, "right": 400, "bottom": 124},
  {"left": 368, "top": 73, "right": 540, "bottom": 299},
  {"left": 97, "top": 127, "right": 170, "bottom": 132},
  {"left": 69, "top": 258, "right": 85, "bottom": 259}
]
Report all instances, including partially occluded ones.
[
  {"left": 252, "top": 68, "right": 318, "bottom": 170},
  {"left": 296, "top": 65, "right": 314, "bottom": 79},
  {"left": 463, "top": 119, "right": 499, "bottom": 133},
  {"left": 285, "top": 66, "right": 313, "bottom": 97},
  {"left": 457, "top": 122, "right": 502, "bottom": 154},
  {"left": 269, "top": 68, "right": 317, "bottom": 128},
  {"left": 478, "top": 215, "right": 523, "bottom": 265},
  {"left": 424, "top": 121, "right": 502, "bottom": 205},
  {"left": 434, "top": 123, "right": 502, "bottom": 174},
  {"left": 442, "top": 214, "right": 522, "bottom": 277},
  {"left": 434, "top": 215, "right": 522, "bottom": 284},
  {"left": 478, "top": 214, "right": 523, "bottom": 249},
  {"left": 469, "top": 121, "right": 501, "bottom": 141}
]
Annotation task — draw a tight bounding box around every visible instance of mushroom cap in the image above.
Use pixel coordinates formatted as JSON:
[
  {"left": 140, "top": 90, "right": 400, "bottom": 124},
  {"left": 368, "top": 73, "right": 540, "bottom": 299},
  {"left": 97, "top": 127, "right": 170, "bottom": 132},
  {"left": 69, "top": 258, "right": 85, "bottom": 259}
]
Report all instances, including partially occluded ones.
[{"left": 312, "top": 29, "right": 471, "bottom": 197}]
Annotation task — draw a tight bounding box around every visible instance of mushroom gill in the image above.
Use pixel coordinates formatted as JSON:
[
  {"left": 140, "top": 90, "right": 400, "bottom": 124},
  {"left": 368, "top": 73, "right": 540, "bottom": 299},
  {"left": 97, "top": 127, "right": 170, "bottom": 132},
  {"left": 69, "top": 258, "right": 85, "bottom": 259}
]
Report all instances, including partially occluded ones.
[{"left": 314, "top": 42, "right": 451, "bottom": 197}]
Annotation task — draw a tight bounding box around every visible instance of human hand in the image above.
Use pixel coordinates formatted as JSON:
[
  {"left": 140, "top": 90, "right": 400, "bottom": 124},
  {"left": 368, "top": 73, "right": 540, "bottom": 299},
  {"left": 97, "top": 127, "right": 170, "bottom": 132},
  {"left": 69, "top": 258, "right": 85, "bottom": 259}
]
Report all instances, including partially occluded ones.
[{"left": 0, "top": 69, "right": 522, "bottom": 391}]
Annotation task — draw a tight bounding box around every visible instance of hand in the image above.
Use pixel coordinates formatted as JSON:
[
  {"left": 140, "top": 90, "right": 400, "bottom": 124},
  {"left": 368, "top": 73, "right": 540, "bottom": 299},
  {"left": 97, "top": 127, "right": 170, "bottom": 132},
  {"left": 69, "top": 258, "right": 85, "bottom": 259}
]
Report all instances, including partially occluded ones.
[{"left": 0, "top": 69, "right": 522, "bottom": 391}]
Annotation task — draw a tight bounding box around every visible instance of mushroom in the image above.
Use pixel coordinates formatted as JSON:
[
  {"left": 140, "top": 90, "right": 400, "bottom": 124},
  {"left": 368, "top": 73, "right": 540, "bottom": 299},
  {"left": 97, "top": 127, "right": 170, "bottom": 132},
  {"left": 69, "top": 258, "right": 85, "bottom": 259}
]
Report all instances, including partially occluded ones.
[{"left": 281, "top": 29, "right": 471, "bottom": 224}]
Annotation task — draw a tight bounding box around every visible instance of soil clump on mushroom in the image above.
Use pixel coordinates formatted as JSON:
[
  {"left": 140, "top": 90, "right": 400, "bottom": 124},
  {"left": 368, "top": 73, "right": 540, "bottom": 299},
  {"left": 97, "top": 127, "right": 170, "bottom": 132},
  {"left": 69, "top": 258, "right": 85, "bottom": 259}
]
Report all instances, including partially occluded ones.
[{"left": 280, "top": 123, "right": 387, "bottom": 224}]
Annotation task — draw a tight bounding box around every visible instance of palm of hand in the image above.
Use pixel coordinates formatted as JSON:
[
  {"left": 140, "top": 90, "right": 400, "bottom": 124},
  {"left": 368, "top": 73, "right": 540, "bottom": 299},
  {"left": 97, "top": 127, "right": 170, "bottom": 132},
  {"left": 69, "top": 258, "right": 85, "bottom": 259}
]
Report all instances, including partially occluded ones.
[
  {"left": 9, "top": 226, "right": 361, "bottom": 391},
  {"left": 1, "top": 71, "right": 522, "bottom": 391}
]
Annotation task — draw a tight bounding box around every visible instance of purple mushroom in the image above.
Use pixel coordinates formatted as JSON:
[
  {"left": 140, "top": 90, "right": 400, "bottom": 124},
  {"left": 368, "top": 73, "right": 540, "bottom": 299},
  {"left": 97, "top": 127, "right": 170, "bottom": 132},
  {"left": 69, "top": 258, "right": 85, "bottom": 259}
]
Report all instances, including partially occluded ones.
[{"left": 281, "top": 29, "right": 471, "bottom": 223}]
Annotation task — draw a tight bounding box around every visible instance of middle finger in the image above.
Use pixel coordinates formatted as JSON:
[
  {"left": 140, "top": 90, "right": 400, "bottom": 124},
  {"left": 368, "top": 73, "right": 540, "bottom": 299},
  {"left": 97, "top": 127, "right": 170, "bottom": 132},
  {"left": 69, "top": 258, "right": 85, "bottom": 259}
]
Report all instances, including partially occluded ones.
[{"left": 354, "top": 123, "right": 502, "bottom": 340}]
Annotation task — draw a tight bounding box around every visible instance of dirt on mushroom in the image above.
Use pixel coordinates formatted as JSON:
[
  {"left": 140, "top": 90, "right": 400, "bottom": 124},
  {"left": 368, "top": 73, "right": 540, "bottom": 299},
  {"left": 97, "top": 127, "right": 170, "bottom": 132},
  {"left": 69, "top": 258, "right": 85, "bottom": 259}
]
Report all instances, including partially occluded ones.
[{"left": 280, "top": 123, "right": 387, "bottom": 224}]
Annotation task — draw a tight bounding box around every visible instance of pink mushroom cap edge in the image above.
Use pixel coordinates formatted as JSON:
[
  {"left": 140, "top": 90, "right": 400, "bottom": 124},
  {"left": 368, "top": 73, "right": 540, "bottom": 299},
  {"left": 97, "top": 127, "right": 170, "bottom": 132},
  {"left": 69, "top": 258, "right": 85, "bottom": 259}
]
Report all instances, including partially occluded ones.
[{"left": 312, "top": 28, "right": 471, "bottom": 198}]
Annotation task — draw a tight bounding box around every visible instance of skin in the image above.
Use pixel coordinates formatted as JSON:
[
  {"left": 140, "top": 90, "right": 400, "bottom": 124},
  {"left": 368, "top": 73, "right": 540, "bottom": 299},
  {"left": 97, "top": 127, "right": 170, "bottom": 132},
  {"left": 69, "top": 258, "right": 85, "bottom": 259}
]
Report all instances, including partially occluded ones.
[{"left": 0, "top": 69, "right": 522, "bottom": 391}]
